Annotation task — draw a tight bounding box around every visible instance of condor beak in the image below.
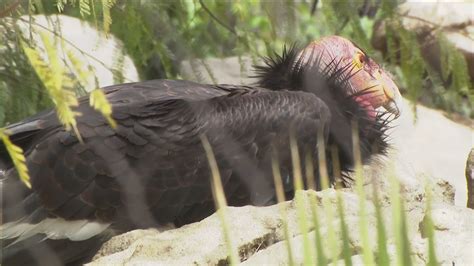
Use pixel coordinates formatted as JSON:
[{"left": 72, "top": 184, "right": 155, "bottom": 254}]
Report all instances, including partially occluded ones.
[
  {"left": 383, "top": 90, "right": 402, "bottom": 117},
  {"left": 373, "top": 69, "right": 402, "bottom": 118}
]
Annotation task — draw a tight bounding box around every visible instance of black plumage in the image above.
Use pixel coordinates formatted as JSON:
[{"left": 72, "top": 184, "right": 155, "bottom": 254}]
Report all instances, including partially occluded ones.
[{"left": 0, "top": 45, "right": 391, "bottom": 265}]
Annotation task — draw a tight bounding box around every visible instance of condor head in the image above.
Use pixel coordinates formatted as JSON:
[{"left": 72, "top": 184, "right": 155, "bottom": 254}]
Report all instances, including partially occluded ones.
[
  {"left": 298, "top": 36, "right": 402, "bottom": 119},
  {"left": 255, "top": 35, "right": 402, "bottom": 121}
]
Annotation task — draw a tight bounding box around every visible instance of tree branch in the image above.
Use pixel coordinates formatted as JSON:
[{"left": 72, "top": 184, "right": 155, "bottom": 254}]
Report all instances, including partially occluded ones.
[
  {"left": 198, "top": 0, "right": 237, "bottom": 36},
  {"left": 310, "top": 0, "right": 319, "bottom": 16}
]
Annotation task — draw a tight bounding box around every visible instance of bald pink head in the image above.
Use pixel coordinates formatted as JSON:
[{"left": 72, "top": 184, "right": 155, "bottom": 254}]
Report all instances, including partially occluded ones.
[{"left": 297, "top": 36, "right": 402, "bottom": 119}]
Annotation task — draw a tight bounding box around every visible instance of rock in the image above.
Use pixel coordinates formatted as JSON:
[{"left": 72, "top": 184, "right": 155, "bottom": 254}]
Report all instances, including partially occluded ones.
[
  {"left": 180, "top": 56, "right": 255, "bottom": 85},
  {"left": 467, "top": 149, "right": 474, "bottom": 209},
  {"left": 388, "top": 98, "right": 473, "bottom": 206},
  {"left": 89, "top": 190, "right": 370, "bottom": 265},
  {"left": 88, "top": 192, "right": 306, "bottom": 265},
  {"left": 423, "top": 204, "right": 474, "bottom": 265},
  {"left": 14, "top": 15, "right": 139, "bottom": 92},
  {"left": 90, "top": 180, "right": 473, "bottom": 265}
]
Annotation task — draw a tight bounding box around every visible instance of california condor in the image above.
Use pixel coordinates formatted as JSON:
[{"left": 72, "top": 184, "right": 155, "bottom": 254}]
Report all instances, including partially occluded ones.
[{"left": 0, "top": 36, "right": 401, "bottom": 265}]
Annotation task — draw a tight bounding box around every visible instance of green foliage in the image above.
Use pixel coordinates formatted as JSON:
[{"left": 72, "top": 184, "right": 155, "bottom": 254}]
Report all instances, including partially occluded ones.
[
  {"left": 90, "top": 89, "right": 116, "bottom": 128},
  {"left": 22, "top": 32, "right": 82, "bottom": 139},
  {"left": 0, "top": 18, "right": 52, "bottom": 127},
  {"left": 0, "top": 129, "right": 31, "bottom": 188}
]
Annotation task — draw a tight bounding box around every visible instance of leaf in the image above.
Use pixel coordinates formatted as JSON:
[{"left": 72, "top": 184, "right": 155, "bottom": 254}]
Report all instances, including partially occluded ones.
[
  {"left": 351, "top": 121, "right": 375, "bottom": 265},
  {"left": 102, "top": 0, "right": 117, "bottom": 34},
  {"left": 22, "top": 32, "right": 82, "bottom": 141},
  {"left": 337, "top": 194, "right": 353, "bottom": 266},
  {"left": 79, "top": 0, "right": 92, "bottom": 17},
  {"left": 56, "top": 0, "right": 68, "bottom": 13},
  {"left": 90, "top": 89, "right": 116, "bottom": 128},
  {"left": 201, "top": 135, "right": 238, "bottom": 266},
  {"left": 289, "top": 131, "right": 314, "bottom": 264},
  {"left": 0, "top": 129, "right": 31, "bottom": 188},
  {"left": 373, "top": 185, "right": 390, "bottom": 266}
]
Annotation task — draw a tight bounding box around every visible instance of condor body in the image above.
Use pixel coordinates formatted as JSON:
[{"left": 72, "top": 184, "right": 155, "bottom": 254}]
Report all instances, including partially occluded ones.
[{"left": 0, "top": 36, "right": 401, "bottom": 265}]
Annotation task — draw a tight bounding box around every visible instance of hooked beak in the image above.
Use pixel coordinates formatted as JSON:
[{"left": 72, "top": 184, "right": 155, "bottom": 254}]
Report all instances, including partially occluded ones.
[
  {"left": 380, "top": 75, "right": 402, "bottom": 118},
  {"left": 383, "top": 92, "right": 402, "bottom": 118}
]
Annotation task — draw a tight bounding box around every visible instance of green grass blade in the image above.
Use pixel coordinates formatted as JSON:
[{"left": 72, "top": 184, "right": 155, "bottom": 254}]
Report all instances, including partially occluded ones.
[
  {"left": 289, "top": 130, "right": 314, "bottom": 265},
  {"left": 0, "top": 129, "right": 31, "bottom": 188},
  {"left": 351, "top": 121, "right": 374, "bottom": 265},
  {"left": 337, "top": 193, "right": 353, "bottom": 266},
  {"left": 424, "top": 183, "right": 439, "bottom": 266},
  {"left": 201, "top": 135, "right": 238, "bottom": 266},
  {"left": 316, "top": 130, "right": 338, "bottom": 265},
  {"left": 305, "top": 152, "right": 327, "bottom": 266},
  {"left": 388, "top": 166, "right": 412, "bottom": 266},
  {"left": 399, "top": 201, "right": 413, "bottom": 266},
  {"left": 372, "top": 184, "right": 390, "bottom": 266},
  {"left": 271, "top": 151, "right": 295, "bottom": 266}
]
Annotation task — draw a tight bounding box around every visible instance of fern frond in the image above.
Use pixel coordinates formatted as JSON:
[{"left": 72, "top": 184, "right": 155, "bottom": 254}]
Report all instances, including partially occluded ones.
[
  {"left": 22, "top": 32, "right": 82, "bottom": 141},
  {"left": 0, "top": 129, "right": 31, "bottom": 188},
  {"left": 90, "top": 89, "right": 116, "bottom": 128},
  {"left": 65, "top": 49, "right": 94, "bottom": 91},
  {"left": 450, "top": 46, "right": 471, "bottom": 94},
  {"left": 79, "top": 0, "right": 91, "bottom": 17},
  {"left": 102, "top": 0, "right": 117, "bottom": 34},
  {"left": 64, "top": 48, "right": 116, "bottom": 128},
  {"left": 56, "top": 0, "right": 68, "bottom": 12}
]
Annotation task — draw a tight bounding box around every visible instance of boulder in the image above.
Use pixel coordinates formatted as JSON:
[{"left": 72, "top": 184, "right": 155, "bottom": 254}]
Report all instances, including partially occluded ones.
[
  {"left": 14, "top": 15, "right": 139, "bottom": 92},
  {"left": 425, "top": 203, "right": 474, "bottom": 265},
  {"left": 89, "top": 179, "right": 473, "bottom": 265}
]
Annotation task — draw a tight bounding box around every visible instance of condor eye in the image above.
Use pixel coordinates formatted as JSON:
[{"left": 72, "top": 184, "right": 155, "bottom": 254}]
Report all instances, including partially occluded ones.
[
  {"left": 358, "top": 53, "right": 366, "bottom": 64},
  {"left": 353, "top": 52, "right": 366, "bottom": 69}
]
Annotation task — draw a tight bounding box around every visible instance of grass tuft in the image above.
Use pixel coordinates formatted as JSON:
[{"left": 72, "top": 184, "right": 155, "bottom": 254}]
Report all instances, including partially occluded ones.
[{"left": 200, "top": 135, "right": 239, "bottom": 266}]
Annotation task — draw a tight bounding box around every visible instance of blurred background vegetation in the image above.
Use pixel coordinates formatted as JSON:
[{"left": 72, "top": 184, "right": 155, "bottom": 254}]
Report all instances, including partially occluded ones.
[{"left": 0, "top": 0, "right": 472, "bottom": 127}]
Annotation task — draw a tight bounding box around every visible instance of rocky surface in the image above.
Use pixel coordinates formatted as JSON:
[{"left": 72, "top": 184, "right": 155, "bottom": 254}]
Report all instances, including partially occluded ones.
[
  {"left": 89, "top": 183, "right": 473, "bottom": 265},
  {"left": 15, "top": 15, "right": 139, "bottom": 92}
]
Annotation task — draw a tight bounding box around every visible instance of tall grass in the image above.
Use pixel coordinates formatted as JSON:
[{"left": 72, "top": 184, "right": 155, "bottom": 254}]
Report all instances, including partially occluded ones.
[{"left": 204, "top": 123, "right": 439, "bottom": 265}]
